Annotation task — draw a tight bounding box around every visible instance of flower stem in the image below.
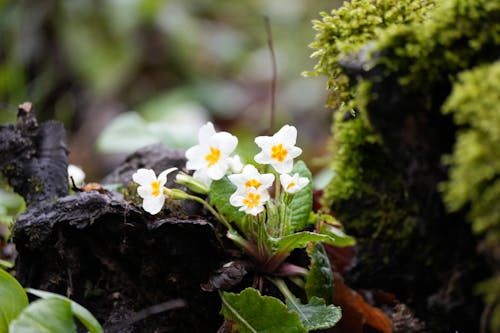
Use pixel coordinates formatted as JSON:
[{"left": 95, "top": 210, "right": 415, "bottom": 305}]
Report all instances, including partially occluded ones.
[
  {"left": 185, "top": 193, "right": 233, "bottom": 231},
  {"left": 268, "top": 277, "right": 295, "bottom": 302}
]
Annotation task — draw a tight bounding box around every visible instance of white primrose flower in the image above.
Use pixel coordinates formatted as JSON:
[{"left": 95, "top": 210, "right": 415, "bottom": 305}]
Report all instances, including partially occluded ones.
[
  {"left": 254, "top": 125, "right": 302, "bottom": 174},
  {"left": 68, "top": 164, "right": 85, "bottom": 186},
  {"left": 227, "top": 155, "right": 244, "bottom": 174},
  {"left": 228, "top": 164, "right": 274, "bottom": 194},
  {"left": 132, "top": 167, "right": 177, "bottom": 215},
  {"left": 230, "top": 187, "right": 270, "bottom": 216},
  {"left": 280, "top": 173, "right": 309, "bottom": 194},
  {"left": 186, "top": 122, "right": 238, "bottom": 185}
]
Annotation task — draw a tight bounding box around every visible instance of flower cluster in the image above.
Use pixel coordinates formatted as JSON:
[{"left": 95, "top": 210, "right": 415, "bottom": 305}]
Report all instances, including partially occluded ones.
[
  {"left": 187, "top": 123, "right": 309, "bottom": 215},
  {"left": 132, "top": 122, "right": 309, "bottom": 216}
]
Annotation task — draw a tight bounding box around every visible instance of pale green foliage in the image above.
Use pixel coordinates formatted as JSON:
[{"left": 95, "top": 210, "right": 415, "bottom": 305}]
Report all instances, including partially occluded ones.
[{"left": 441, "top": 62, "right": 500, "bottom": 243}]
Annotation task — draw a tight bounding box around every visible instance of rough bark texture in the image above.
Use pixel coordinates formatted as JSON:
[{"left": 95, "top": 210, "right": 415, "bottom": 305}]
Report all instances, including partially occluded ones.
[{"left": 0, "top": 102, "right": 68, "bottom": 207}]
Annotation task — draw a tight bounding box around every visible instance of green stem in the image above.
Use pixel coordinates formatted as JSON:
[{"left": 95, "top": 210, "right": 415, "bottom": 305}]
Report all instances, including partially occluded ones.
[
  {"left": 274, "top": 171, "right": 281, "bottom": 203},
  {"left": 268, "top": 277, "right": 295, "bottom": 301},
  {"left": 185, "top": 194, "right": 233, "bottom": 231}
]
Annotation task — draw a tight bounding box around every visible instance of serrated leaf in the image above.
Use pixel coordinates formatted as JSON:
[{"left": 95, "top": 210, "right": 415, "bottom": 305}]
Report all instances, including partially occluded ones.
[
  {"left": 9, "top": 298, "right": 76, "bottom": 333},
  {"left": 220, "top": 288, "right": 306, "bottom": 333},
  {"left": 286, "top": 296, "right": 341, "bottom": 331},
  {"left": 276, "top": 232, "right": 334, "bottom": 255},
  {"left": 305, "top": 243, "right": 333, "bottom": 304},
  {"left": 288, "top": 161, "right": 313, "bottom": 233},
  {"left": 0, "top": 268, "right": 29, "bottom": 332},
  {"left": 26, "top": 288, "right": 103, "bottom": 333},
  {"left": 210, "top": 177, "right": 245, "bottom": 224}
]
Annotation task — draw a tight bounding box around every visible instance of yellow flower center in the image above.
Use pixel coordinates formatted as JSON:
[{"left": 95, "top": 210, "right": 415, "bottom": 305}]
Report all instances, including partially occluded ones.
[
  {"left": 271, "top": 143, "right": 288, "bottom": 162},
  {"left": 205, "top": 146, "right": 221, "bottom": 167},
  {"left": 245, "top": 179, "right": 261, "bottom": 189},
  {"left": 151, "top": 181, "right": 161, "bottom": 197},
  {"left": 242, "top": 192, "right": 261, "bottom": 209},
  {"left": 287, "top": 182, "right": 296, "bottom": 190}
]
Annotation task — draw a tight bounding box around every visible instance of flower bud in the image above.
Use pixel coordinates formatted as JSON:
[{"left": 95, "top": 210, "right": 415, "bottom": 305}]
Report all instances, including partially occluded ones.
[{"left": 175, "top": 172, "right": 210, "bottom": 194}]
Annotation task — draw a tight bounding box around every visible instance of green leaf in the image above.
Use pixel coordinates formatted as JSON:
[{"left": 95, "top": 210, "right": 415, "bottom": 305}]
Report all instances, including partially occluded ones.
[
  {"left": 9, "top": 298, "right": 76, "bottom": 333},
  {"left": 276, "top": 232, "right": 334, "bottom": 255},
  {"left": 26, "top": 288, "right": 103, "bottom": 333},
  {"left": 305, "top": 243, "right": 333, "bottom": 304},
  {"left": 286, "top": 296, "right": 341, "bottom": 331},
  {"left": 221, "top": 288, "right": 306, "bottom": 333},
  {"left": 318, "top": 217, "right": 356, "bottom": 247},
  {"left": 0, "top": 268, "right": 29, "bottom": 332},
  {"left": 210, "top": 177, "right": 245, "bottom": 224},
  {"left": 288, "top": 161, "right": 313, "bottom": 233}
]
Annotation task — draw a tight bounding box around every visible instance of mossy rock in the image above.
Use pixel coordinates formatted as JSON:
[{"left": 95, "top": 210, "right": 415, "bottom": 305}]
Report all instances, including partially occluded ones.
[{"left": 310, "top": 0, "right": 499, "bottom": 331}]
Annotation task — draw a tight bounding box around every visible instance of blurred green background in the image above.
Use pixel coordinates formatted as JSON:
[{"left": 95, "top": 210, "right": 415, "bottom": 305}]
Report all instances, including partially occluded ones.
[{"left": 0, "top": 0, "right": 341, "bottom": 181}]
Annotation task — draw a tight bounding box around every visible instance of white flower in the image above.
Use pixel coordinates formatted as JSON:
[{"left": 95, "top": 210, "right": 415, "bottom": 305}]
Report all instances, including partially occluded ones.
[
  {"left": 229, "top": 187, "right": 270, "bottom": 216},
  {"left": 254, "top": 125, "right": 302, "bottom": 174},
  {"left": 228, "top": 164, "right": 274, "bottom": 194},
  {"left": 68, "top": 164, "right": 85, "bottom": 186},
  {"left": 227, "top": 155, "right": 244, "bottom": 174},
  {"left": 280, "top": 173, "right": 309, "bottom": 194},
  {"left": 132, "top": 167, "right": 177, "bottom": 215},
  {"left": 186, "top": 122, "right": 238, "bottom": 184}
]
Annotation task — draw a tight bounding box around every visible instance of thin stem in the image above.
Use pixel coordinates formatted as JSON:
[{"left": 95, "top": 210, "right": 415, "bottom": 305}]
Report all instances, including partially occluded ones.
[
  {"left": 185, "top": 194, "right": 233, "bottom": 231},
  {"left": 268, "top": 277, "right": 295, "bottom": 301},
  {"left": 274, "top": 172, "right": 281, "bottom": 205},
  {"left": 264, "top": 16, "right": 277, "bottom": 135}
]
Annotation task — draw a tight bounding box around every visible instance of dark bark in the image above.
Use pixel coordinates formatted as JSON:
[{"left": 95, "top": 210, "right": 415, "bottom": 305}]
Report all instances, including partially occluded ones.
[{"left": 0, "top": 102, "right": 68, "bottom": 207}]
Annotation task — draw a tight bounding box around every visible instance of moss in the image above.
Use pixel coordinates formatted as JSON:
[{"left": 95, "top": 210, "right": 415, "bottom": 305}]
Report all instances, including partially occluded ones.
[
  {"left": 376, "top": 0, "right": 500, "bottom": 90},
  {"left": 306, "top": 0, "right": 435, "bottom": 108},
  {"left": 441, "top": 63, "right": 500, "bottom": 331},
  {"left": 441, "top": 62, "right": 500, "bottom": 241},
  {"left": 28, "top": 177, "right": 44, "bottom": 193}
]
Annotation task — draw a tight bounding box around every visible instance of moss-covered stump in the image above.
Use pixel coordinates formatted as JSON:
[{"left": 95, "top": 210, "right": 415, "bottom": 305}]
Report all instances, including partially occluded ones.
[{"left": 309, "top": 0, "right": 500, "bottom": 332}]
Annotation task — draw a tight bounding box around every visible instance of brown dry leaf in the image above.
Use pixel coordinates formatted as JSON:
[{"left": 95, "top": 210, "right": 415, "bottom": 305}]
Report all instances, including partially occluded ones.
[{"left": 329, "top": 272, "right": 392, "bottom": 333}]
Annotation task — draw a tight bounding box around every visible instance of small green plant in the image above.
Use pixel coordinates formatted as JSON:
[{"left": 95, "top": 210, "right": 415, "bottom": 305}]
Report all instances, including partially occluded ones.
[
  {"left": 0, "top": 268, "right": 103, "bottom": 333},
  {"left": 131, "top": 122, "right": 353, "bottom": 332}
]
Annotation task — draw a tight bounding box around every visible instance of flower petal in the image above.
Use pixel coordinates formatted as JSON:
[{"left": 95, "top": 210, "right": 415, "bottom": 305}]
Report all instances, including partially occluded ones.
[
  {"left": 158, "top": 167, "right": 177, "bottom": 186},
  {"left": 142, "top": 194, "right": 165, "bottom": 215},
  {"left": 210, "top": 132, "right": 238, "bottom": 155},
  {"left": 254, "top": 136, "right": 274, "bottom": 149},
  {"left": 287, "top": 146, "right": 303, "bottom": 159},
  {"left": 254, "top": 151, "right": 273, "bottom": 165},
  {"left": 261, "top": 174, "right": 275, "bottom": 188},
  {"left": 207, "top": 162, "right": 227, "bottom": 180},
  {"left": 193, "top": 169, "right": 212, "bottom": 186},
  {"left": 132, "top": 169, "right": 157, "bottom": 186},
  {"left": 137, "top": 185, "right": 151, "bottom": 198},
  {"left": 273, "top": 159, "right": 294, "bottom": 174},
  {"left": 275, "top": 125, "right": 297, "bottom": 145},
  {"left": 198, "top": 122, "right": 216, "bottom": 143},
  {"left": 186, "top": 145, "right": 207, "bottom": 170}
]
